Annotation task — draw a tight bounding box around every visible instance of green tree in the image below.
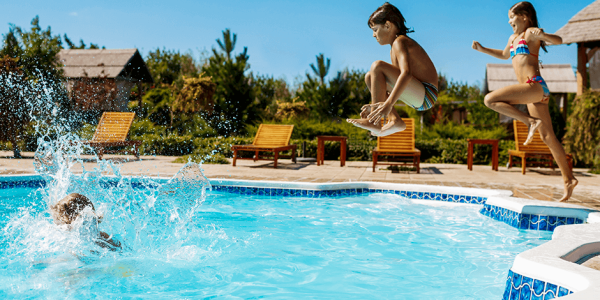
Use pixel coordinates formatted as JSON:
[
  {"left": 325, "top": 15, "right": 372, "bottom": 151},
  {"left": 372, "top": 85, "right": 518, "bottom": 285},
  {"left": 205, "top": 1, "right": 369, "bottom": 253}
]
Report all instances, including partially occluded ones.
[
  {"left": 202, "top": 29, "right": 260, "bottom": 136},
  {"left": 4, "top": 16, "right": 63, "bottom": 81},
  {"left": 63, "top": 34, "right": 103, "bottom": 49},
  {"left": 141, "top": 87, "right": 174, "bottom": 126},
  {"left": 297, "top": 69, "right": 364, "bottom": 120},
  {"left": 0, "top": 16, "right": 73, "bottom": 134},
  {"left": 310, "top": 53, "right": 330, "bottom": 85},
  {"left": 145, "top": 48, "right": 199, "bottom": 86},
  {"left": 0, "top": 28, "right": 23, "bottom": 58},
  {"left": 0, "top": 56, "right": 30, "bottom": 157},
  {"left": 216, "top": 29, "right": 236, "bottom": 60},
  {"left": 563, "top": 90, "right": 600, "bottom": 167},
  {"left": 172, "top": 73, "right": 216, "bottom": 114},
  {"left": 252, "top": 74, "right": 292, "bottom": 119}
]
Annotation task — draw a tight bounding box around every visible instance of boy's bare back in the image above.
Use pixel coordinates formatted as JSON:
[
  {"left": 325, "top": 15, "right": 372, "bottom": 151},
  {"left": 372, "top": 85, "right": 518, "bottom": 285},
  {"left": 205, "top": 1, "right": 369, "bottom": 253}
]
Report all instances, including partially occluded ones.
[{"left": 391, "top": 36, "right": 437, "bottom": 87}]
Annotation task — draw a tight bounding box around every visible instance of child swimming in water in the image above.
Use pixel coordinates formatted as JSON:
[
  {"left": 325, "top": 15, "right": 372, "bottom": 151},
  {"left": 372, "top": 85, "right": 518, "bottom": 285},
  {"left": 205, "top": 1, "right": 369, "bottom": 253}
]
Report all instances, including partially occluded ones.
[
  {"left": 472, "top": 1, "right": 577, "bottom": 202},
  {"left": 50, "top": 193, "right": 121, "bottom": 250},
  {"left": 347, "top": 2, "right": 438, "bottom": 137}
]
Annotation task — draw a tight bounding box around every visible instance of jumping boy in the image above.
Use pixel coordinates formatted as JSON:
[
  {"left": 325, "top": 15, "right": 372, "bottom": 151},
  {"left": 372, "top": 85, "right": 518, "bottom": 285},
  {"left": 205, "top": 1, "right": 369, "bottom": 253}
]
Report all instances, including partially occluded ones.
[{"left": 347, "top": 2, "right": 438, "bottom": 137}]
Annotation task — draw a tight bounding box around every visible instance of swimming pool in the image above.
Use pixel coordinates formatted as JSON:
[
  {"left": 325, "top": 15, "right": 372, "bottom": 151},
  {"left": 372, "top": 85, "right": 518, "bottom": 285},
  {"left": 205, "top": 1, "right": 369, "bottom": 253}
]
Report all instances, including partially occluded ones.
[{"left": 0, "top": 173, "right": 554, "bottom": 299}]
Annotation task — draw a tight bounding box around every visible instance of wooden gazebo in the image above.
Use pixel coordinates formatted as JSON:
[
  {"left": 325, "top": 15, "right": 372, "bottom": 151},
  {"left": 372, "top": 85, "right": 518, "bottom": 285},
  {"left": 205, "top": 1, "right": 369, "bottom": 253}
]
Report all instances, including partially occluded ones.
[{"left": 554, "top": 0, "right": 600, "bottom": 95}]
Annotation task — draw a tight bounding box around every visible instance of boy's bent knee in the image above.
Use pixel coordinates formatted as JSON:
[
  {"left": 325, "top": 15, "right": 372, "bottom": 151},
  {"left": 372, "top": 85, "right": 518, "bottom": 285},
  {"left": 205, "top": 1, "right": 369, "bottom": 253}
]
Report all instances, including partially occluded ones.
[
  {"left": 364, "top": 72, "right": 371, "bottom": 84},
  {"left": 483, "top": 94, "right": 496, "bottom": 108},
  {"left": 370, "top": 60, "right": 386, "bottom": 71}
]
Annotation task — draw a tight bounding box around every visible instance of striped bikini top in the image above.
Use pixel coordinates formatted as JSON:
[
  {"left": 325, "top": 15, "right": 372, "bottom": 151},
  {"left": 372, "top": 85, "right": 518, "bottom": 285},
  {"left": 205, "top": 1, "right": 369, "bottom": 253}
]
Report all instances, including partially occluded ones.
[{"left": 510, "top": 34, "right": 538, "bottom": 59}]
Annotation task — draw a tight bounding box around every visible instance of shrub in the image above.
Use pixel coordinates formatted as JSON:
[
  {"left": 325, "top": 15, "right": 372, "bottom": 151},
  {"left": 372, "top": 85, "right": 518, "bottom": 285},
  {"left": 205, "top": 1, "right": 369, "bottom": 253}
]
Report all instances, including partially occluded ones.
[
  {"left": 564, "top": 90, "right": 600, "bottom": 169},
  {"left": 417, "top": 122, "right": 508, "bottom": 140}
]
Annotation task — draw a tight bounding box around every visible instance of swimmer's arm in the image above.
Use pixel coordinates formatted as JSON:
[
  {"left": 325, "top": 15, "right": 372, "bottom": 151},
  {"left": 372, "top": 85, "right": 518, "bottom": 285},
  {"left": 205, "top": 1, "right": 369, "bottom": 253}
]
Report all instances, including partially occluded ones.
[
  {"left": 528, "top": 28, "right": 562, "bottom": 45},
  {"left": 472, "top": 36, "right": 512, "bottom": 60}
]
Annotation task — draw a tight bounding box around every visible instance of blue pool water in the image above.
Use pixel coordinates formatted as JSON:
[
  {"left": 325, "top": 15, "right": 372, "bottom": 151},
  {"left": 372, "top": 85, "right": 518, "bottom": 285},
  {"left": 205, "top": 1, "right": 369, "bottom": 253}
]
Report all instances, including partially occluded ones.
[{"left": 0, "top": 177, "right": 551, "bottom": 299}]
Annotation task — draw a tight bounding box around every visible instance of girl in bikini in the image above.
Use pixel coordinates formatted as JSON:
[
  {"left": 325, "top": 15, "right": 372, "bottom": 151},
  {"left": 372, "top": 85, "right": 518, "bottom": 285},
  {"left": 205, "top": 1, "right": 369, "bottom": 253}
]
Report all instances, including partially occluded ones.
[
  {"left": 347, "top": 2, "right": 438, "bottom": 137},
  {"left": 472, "top": 1, "right": 577, "bottom": 202}
]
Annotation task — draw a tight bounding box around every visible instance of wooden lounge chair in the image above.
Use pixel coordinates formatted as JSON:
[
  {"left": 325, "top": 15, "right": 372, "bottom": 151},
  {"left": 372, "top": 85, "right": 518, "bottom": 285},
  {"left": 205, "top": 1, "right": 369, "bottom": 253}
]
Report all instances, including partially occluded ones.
[
  {"left": 508, "top": 120, "right": 573, "bottom": 174},
  {"left": 232, "top": 124, "right": 297, "bottom": 168},
  {"left": 373, "top": 118, "right": 420, "bottom": 173},
  {"left": 81, "top": 112, "right": 141, "bottom": 160}
]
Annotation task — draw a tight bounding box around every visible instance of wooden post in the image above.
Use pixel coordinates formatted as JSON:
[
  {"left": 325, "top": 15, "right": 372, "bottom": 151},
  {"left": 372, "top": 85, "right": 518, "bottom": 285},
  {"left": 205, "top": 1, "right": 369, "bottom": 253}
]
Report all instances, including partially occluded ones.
[{"left": 577, "top": 43, "right": 588, "bottom": 95}]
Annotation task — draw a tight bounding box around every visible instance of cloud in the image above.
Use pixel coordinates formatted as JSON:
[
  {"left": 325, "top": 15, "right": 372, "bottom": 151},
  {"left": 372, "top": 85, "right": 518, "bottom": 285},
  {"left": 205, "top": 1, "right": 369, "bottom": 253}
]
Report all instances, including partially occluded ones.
[{"left": 69, "top": 12, "right": 78, "bottom": 17}]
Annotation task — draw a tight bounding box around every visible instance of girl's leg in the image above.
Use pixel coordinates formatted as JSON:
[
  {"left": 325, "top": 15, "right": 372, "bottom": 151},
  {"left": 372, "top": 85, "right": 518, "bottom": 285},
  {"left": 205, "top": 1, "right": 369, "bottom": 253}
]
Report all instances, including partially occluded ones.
[
  {"left": 484, "top": 83, "right": 545, "bottom": 144},
  {"left": 527, "top": 102, "right": 578, "bottom": 202}
]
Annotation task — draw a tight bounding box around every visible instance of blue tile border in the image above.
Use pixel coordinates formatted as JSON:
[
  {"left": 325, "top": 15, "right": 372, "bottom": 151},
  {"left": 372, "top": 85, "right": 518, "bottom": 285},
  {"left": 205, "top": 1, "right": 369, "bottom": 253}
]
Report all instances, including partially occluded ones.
[
  {"left": 503, "top": 270, "right": 573, "bottom": 300},
  {"left": 211, "top": 185, "right": 489, "bottom": 204},
  {"left": 480, "top": 204, "right": 584, "bottom": 232},
  {"left": 0, "top": 179, "right": 46, "bottom": 189}
]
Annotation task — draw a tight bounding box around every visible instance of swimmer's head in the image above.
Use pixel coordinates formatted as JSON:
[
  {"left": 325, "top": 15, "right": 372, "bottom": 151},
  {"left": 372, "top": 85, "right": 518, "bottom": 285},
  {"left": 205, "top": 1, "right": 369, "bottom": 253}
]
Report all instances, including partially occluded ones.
[
  {"left": 368, "top": 2, "right": 413, "bottom": 37},
  {"left": 509, "top": 2, "right": 539, "bottom": 29},
  {"left": 50, "top": 193, "right": 101, "bottom": 225},
  {"left": 509, "top": 1, "right": 547, "bottom": 52}
]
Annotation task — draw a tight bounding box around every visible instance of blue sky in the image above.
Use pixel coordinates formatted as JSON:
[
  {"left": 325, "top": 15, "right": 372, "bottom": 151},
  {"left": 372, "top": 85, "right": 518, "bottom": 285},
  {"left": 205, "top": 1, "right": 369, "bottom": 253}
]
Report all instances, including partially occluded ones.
[{"left": 1, "top": 0, "right": 592, "bottom": 87}]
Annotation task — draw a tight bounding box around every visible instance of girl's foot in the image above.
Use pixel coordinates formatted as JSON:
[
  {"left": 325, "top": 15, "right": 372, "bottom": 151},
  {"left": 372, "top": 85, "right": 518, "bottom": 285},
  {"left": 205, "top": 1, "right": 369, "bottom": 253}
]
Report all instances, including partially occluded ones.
[
  {"left": 559, "top": 178, "right": 578, "bottom": 202},
  {"left": 524, "top": 119, "right": 543, "bottom": 146},
  {"left": 346, "top": 118, "right": 381, "bottom": 134}
]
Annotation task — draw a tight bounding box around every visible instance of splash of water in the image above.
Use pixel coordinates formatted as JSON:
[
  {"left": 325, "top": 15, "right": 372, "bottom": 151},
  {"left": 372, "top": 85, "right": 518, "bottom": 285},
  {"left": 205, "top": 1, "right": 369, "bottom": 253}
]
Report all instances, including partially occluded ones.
[{"left": 1, "top": 70, "right": 217, "bottom": 268}]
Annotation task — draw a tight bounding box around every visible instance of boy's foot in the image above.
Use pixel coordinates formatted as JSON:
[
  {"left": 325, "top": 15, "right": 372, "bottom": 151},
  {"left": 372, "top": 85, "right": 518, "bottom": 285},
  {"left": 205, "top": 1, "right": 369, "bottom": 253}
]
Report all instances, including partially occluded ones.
[
  {"left": 559, "top": 178, "right": 578, "bottom": 202},
  {"left": 524, "top": 119, "right": 543, "bottom": 145},
  {"left": 375, "top": 118, "right": 407, "bottom": 137},
  {"left": 346, "top": 118, "right": 381, "bottom": 134}
]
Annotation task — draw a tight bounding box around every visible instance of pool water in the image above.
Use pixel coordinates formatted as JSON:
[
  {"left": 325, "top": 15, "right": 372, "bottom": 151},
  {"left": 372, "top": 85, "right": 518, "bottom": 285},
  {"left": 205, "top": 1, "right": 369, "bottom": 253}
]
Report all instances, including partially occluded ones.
[{"left": 0, "top": 177, "right": 551, "bottom": 299}]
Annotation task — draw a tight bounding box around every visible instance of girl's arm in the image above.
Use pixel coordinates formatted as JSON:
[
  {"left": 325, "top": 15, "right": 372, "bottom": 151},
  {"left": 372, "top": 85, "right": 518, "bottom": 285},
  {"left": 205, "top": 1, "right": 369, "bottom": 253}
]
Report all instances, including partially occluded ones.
[
  {"left": 368, "top": 38, "right": 412, "bottom": 124},
  {"left": 527, "top": 28, "right": 562, "bottom": 45},
  {"left": 472, "top": 36, "right": 512, "bottom": 60}
]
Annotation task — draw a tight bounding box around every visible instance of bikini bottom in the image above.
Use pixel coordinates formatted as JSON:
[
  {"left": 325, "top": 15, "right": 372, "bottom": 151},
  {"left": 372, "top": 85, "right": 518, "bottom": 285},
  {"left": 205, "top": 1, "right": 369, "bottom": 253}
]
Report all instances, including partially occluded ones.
[{"left": 526, "top": 75, "right": 550, "bottom": 102}]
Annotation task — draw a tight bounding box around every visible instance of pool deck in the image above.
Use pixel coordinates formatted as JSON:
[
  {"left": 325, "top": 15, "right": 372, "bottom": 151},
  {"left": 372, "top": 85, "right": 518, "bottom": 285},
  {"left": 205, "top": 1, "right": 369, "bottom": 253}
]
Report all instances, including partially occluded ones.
[{"left": 1, "top": 151, "right": 599, "bottom": 210}]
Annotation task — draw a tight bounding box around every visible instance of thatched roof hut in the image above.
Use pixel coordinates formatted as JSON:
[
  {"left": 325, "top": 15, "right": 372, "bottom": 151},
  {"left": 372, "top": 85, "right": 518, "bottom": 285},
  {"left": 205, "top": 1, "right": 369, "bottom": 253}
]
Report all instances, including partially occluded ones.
[
  {"left": 58, "top": 49, "right": 153, "bottom": 112},
  {"left": 554, "top": 0, "right": 600, "bottom": 95},
  {"left": 58, "top": 49, "right": 153, "bottom": 82},
  {"left": 555, "top": 0, "right": 600, "bottom": 44}
]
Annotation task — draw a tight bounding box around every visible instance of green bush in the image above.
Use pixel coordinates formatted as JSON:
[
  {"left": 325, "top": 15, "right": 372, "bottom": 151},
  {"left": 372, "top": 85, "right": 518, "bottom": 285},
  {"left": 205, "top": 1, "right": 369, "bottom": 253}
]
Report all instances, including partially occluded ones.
[
  {"left": 246, "top": 118, "right": 373, "bottom": 141},
  {"left": 51, "top": 114, "right": 518, "bottom": 168},
  {"left": 564, "top": 90, "right": 600, "bottom": 168},
  {"left": 417, "top": 122, "right": 508, "bottom": 140}
]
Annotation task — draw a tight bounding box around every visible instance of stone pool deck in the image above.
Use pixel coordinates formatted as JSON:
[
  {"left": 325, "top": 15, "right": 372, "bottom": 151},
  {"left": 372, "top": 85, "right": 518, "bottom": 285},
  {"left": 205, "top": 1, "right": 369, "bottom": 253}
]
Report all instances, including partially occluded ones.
[{"left": 1, "top": 151, "right": 599, "bottom": 210}]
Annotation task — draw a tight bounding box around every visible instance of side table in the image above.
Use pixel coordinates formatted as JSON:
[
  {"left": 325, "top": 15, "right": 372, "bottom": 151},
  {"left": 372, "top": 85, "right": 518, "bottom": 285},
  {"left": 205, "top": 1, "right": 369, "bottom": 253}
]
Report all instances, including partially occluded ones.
[
  {"left": 467, "top": 139, "right": 499, "bottom": 171},
  {"left": 317, "top": 136, "right": 347, "bottom": 167}
]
